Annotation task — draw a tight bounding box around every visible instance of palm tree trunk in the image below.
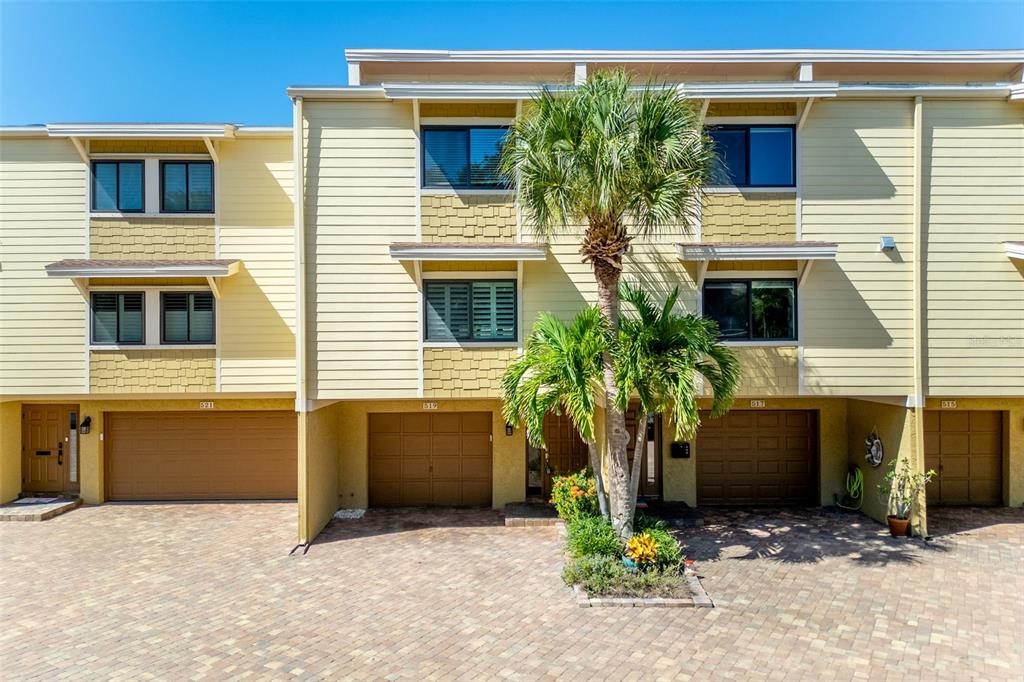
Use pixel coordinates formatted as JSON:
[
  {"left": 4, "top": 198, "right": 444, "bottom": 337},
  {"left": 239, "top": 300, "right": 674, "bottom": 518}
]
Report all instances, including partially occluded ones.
[
  {"left": 586, "top": 440, "right": 609, "bottom": 517},
  {"left": 629, "top": 409, "right": 648, "bottom": 513},
  {"left": 594, "top": 260, "right": 631, "bottom": 540}
]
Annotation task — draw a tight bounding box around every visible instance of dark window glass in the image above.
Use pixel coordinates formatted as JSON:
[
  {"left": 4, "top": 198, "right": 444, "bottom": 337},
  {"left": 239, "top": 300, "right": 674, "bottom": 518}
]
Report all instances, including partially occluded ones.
[
  {"left": 425, "top": 280, "right": 516, "bottom": 342},
  {"left": 708, "top": 129, "right": 747, "bottom": 186},
  {"left": 161, "top": 292, "right": 215, "bottom": 343},
  {"left": 423, "top": 127, "right": 507, "bottom": 188},
  {"left": 703, "top": 282, "right": 750, "bottom": 340},
  {"left": 91, "top": 161, "right": 144, "bottom": 212},
  {"left": 91, "top": 292, "right": 144, "bottom": 344},
  {"left": 749, "top": 127, "right": 794, "bottom": 186},
  {"left": 707, "top": 126, "right": 794, "bottom": 187},
  {"left": 703, "top": 279, "right": 796, "bottom": 341},
  {"left": 162, "top": 162, "right": 213, "bottom": 212}
]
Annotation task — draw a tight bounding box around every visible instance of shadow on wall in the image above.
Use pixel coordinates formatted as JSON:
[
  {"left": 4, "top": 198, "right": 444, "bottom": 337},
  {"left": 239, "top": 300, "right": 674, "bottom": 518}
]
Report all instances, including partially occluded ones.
[
  {"left": 846, "top": 399, "right": 911, "bottom": 525},
  {"left": 218, "top": 265, "right": 295, "bottom": 361},
  {"left": 521, "top": 253, "right": 588, "bottom": 330},
  {"left": 801, "top": 260, "right": 894, "bottom": 350}
]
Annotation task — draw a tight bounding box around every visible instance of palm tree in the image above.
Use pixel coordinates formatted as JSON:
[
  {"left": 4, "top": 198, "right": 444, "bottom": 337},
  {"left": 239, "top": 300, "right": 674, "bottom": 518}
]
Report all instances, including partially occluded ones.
[
  {"left": 501, "top": 70, "right": 714, "bottom": 538},
  {"left": 615, "top": 282, "right": 740, "bottom": 524},
  {"left": 501, "top": 307, "right": 610, "bottom": 516}
]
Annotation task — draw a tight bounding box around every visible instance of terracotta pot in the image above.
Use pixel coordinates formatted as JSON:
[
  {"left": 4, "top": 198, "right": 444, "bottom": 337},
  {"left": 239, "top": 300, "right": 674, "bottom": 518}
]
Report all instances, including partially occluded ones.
[{"left": 886, "top": 515, "right": 911, "bottom": 538}]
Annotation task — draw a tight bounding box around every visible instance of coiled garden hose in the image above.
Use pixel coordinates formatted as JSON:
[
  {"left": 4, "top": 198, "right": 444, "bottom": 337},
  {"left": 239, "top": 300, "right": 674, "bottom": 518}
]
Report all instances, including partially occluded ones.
[{"left": 836, "top": 465, "right": 864, "bottom": 511}]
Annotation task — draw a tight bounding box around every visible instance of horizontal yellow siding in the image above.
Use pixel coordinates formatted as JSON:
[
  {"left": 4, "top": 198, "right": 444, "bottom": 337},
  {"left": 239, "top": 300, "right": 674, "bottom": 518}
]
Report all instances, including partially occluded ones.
[
  {"left": 89, "top": 217, "right": 215, "bottom": 259},
  {"left": 89, "top": 349, "right": 215, "bottom": 393},
  {"left": 800, "top": 100, "right": 915, "bottom": 395},
  {"left": 0, "top": 138, "right": 86, "bottom": 394},
  {"left": 922, "top": 100, "right": 1024, "bottom": 395},
  {"left": 707, "top": 259, "right": 797, "bottom": 271},
  {"left": 423, "top": 347, "right": 518, "bottom": 398},
  {"left": 217, "top": 137, "right": 296, "bottom": 392},
  {"left": 421, "top": 260, "right": 517, "bottom": 272},
  {"left": 421, "top": 193, "right": 516, "bottom": 242},
  {"left": 304, "top": 100, "right": 419, "bottom": 398},
  {"left": 701, "top": 192, "right": 796, "bottom": 242}
]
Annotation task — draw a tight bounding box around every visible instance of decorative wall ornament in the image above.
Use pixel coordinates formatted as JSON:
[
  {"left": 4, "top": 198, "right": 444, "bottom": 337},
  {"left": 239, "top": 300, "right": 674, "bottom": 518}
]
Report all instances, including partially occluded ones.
[{"left": 865, "top": 432, "right": 884, "bottom": 467}]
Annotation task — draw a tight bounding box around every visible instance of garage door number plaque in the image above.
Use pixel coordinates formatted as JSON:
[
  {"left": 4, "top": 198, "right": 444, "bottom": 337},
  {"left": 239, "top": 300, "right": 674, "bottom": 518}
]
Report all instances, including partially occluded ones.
[
  {"left": 749, "top": 400, "right": 766, "bottom": 408},
  {"left": 199, "top": 401, "right": 215, "bottom": 409},
  {"left": 422, "top": 402, "right": 438, "bottom": 410}
]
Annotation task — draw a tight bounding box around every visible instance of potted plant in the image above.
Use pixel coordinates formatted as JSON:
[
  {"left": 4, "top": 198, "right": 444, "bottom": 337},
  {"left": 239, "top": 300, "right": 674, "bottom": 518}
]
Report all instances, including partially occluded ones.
[{"left": 877, "top": 458, "right": 935, "bottom": 537}]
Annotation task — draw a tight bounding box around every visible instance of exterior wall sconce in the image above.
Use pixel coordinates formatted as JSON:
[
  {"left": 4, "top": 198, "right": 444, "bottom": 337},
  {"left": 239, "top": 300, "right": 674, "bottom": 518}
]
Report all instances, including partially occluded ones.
[{"left": 505, "top": 423, "right": 514, "bottom": 436}]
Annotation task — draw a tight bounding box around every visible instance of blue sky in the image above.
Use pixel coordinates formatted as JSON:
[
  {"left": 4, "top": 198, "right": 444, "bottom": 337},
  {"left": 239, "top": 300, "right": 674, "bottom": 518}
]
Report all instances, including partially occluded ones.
[{"left": 1, "top": 0, "right": 1021, "bottom": 125}]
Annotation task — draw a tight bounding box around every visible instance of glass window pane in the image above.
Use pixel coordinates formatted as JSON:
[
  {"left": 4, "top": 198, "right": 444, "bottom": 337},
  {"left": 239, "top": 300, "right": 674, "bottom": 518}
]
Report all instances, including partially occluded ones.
[
  {"left": 749, "top": 128, "right": 794, "bottom": 186},
  {"left": 162, "top": 163, "right": 187, "bottom": 212},
  {"left": 187, "top": 163, "right": 213, "bottom": 211},
  {"left": 471, "top": 280, "right": 515, "bottom": 340},
  {"left": 118, "top": 293, "right": 144, "bottom": 343},
  {"left": 469, "top": 128, "right": 506, "bottom": 186},
  {"left": 704, "top": 282, "right": 749, "bottom": 339},
  {"left": 189, "top": 293, "right": 214, "bottom": 342},
  {"left": 92, "top": 293, "right": 118, "bottom": 343},
  {"left": 425, "top": 282, "right": 471, "bottom": 341},
  {"left": 117, "top": 162, "right": 143, "bottom": 211},
  {"left": 93, "top": 163, "right": 118, "bottom": 211},
  {"left": 751, "top": 280, "right": 795, "bottom": 340},
  {"left": 163, "top": 293, "right": 189, "bottom": 342},
  {"left": 423, "top": 129, "right": 469, "bottom": 187},
  {"left": 708, "top": 129, "right": 747, "bottom": 185}
]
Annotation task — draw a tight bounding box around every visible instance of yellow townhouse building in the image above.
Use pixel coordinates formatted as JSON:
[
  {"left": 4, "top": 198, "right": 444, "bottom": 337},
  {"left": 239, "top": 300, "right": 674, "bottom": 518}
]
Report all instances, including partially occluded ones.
[{"left": 2, "top": 49, "right": 1022, "bottom": 544}]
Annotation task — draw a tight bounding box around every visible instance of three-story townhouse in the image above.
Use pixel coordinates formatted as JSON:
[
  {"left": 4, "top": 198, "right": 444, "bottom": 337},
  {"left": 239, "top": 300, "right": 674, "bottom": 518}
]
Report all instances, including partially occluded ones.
[
  {"left": 2, "top": 49, "right": 1022, "bottom": 545},
  {"left": 0, "top": 124, "right": 298, "bottom": 505}
]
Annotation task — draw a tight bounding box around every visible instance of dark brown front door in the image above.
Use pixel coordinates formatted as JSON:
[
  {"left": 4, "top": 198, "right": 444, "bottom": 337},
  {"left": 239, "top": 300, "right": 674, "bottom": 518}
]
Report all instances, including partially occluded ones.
[
  {"left": 22, "top": 404, "right": 78, "bottom": 494},
  {"left": 697, "top": 410, "right": 817, "bottom": 506},
  {"left": 925, "top": 411, "right": 1003, "bottom": 506},
  {"left": 369, "top": 412, "right": 492, "bottom": 507},
  {"left": 539, "top": 413, "right": 589, "bottom": 497}
]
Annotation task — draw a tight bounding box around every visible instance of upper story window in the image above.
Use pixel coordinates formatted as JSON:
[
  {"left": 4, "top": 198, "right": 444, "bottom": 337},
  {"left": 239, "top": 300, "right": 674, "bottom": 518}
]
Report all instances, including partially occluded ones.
[
  {"left": 422, "top": 126, "right": 507, "bottom": 189},
  {"left": 161, "top": 292, "right": 215, "bottom": 344},
  {"left": 161, "top": 161, "right": 214, "bottom": 213},
  {"left": 703, "top": 279, "right": 796, "bottom": 342},
  {"left": 91, "top": 292, "right": 145, "bottom": 345},
  {"left": 425, "top": 279, "right": 516, "bottom": 342},
  {"left": 707, "top": 125, "right": 795, "bottom": 187},
  {"left": 92, "top": 161, "right": 144, "bottom": 212}
]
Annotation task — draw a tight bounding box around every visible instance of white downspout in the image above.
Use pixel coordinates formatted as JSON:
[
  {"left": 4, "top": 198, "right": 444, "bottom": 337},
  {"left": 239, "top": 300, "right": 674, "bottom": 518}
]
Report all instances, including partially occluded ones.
[
  {"left": 293, "top": 96, "right": 307, "bottom": 412},
  {"left": 911, "top": 95, "right": 927, "bottom": 537}
]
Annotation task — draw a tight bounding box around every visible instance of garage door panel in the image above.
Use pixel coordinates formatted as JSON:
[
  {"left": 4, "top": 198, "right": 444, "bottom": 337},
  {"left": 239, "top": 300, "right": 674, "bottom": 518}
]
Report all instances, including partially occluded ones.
[
  {"left": 370, "top": 413, "right": 402, "bottom": 433},
  {"left": 927, "top": 410, "right": 1003, "bottom": 506},
  {"left": 106, "top": 411, "right": 296, "bottom": 501},
  {"left": 368, "top": 412, "right": 492, "bottom": 507},
  {"left": 697, "top": 410, "right": 817, "bottom": 507}
]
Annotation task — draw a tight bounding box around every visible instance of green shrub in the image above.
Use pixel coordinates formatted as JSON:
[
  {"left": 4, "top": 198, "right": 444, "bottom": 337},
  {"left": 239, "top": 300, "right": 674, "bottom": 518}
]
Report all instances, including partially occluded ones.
[
  {"left": 549, "top": 468, "right": 599, "bottom": 522},
  {"left": 566, "top": 515, "right": 620, "bottom": 558},
  {"left": 562, "top": 555, "right": 686, "bottom": 597},
  {"left": 634, "top": 513, "right": 667, "bottom": 533},
  {"left": 645, "top": 527, "right": 683, "bottom": 568}
]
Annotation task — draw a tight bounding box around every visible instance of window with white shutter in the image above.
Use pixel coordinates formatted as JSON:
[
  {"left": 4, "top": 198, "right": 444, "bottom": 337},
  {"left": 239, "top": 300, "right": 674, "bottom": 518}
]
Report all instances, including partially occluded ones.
[{"left": 425, "top": 280, "right": 516, "bottom": 342}]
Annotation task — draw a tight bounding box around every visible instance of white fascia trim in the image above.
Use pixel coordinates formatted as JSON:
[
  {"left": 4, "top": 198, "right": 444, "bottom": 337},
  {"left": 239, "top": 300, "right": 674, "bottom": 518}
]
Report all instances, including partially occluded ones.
[
  {"left": 344, "top": 49, "right": 1024, "bottom": 64},
  {"left": 47, "top": 263, "right": 240, "bottom": 278},
  {"left": 382, "top": 82, "right": 547, "bottom": 100},
  {"left": 1009, "top": 84, "right": 1024, "bottom": 101},
  {"left": 47, "top": 123, "right": 237, "bottom": 139},
  {"left": 837, "top": 83, "right": 1014, "bottom": 98},
  {"left": 285, "top": 86, "right": 387, "bottom": 100},
  {"left": 234, "top": 126, "right": 293, "bottom": 137},
  {"left": 1004, "top": 242, "right": 1024, "bottom": 260},
  {"left": 678, "top": 81, "right": 838, "bottom": 99},
  {"left": 389, "top": 245, "right": 547, "bottom": 261},
  {"left": 423, "top": 341, "right": 520, "bottom": 349},
  {"left": 90, "top": 344, "right": 217, "bottom": 351},
  {"left": 703, "top": 186, "right": 796, "bottom": 194},
  {"left": 677, "top": 244, "right": 839, "bottom": 261}
]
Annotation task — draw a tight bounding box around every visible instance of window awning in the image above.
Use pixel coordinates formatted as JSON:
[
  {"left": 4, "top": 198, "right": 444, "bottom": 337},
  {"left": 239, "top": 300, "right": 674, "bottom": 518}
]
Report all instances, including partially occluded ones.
[
  {"left": 1004, "top": 241, "right": 1024, "bottom": 260},
  {"left": 388, "top": 242, "right": 548, "bottom": 261},
  {"left": 676, "top": 241, "right": 838, "bottom": 286},
  {"left": 44, "top": 259, "right": 241, "bottom": 298}
]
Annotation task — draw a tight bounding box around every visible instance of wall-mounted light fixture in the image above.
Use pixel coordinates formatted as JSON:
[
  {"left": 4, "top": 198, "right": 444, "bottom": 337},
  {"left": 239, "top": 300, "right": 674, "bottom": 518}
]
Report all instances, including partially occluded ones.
[
  {"left": 879, "top": 236, "right": 896, "bottom": 251},
  {"left": 79, "top": 416, "right": 92, "bottom": 435},
  {"left": 505, "top": 423, "right": 514, "bottom": 436}
]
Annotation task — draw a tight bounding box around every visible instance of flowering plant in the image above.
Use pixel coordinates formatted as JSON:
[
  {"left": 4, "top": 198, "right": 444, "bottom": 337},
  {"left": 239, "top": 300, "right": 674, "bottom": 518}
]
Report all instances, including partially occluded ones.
[{"left": 550, "top": 468, "right": 599, "bottom": 522}]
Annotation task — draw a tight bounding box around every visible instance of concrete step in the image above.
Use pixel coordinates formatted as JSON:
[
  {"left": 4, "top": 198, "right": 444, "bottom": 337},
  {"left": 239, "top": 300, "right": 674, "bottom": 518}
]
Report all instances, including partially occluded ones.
[{"left": 0, "top": 497, "right": 82, "bottom": 522}]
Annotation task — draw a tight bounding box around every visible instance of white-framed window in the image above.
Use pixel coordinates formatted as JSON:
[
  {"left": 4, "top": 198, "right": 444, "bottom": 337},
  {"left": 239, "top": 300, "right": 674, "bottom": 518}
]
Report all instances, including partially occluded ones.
[
  {"left": 87, "top": 288, "right": 217, "bottom": 349},
  {"left": 88, "top": 156, "right": 215, "bottom": 217}
]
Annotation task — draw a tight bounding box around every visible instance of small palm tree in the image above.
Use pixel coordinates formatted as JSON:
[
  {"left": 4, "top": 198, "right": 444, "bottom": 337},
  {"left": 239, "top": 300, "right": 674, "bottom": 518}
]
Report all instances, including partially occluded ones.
[
  {"left": 501, "top": 307, "right": 610, "bottom": 515},
  {"left": 501, "top": 70, "right": 714, "bottom": 538},
  {"left": 615, "top": 282, "right": 740, "bottom": 523}
]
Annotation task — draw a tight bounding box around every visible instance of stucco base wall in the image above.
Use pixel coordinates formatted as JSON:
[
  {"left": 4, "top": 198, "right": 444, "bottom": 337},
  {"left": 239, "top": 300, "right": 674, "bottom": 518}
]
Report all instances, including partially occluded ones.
[
  {"left": 846, "top": 399, "right": 918, "bottom": 527},
  {"left": 0, "top": 401, "right": 20, "bottom": 503},
  {"left": 299, "top": 403, "right": 341, "bottom": 544},
  {"left": 336, "top": 399, "right": 526, "bottom": 511}
]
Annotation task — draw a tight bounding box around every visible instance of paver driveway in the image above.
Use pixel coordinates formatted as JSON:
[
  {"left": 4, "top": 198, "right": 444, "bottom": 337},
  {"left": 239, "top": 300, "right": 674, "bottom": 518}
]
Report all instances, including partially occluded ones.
[{"left": 1, "top": 503, "right": 1022, "bottom": 681}]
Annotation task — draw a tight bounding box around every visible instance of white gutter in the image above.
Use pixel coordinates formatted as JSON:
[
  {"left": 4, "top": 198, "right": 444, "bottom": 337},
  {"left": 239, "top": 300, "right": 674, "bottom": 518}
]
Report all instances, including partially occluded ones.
[
  {"left": 292, "top": 96, "right": 308, "bottom": 413},
  {"left": 345, "top": 48, "right": 1024, "bottom": 64},
  {"left": 1004, "top": 242, "right": 1024, "bottom": 260},
  {"left": 286, "top": 86, "right": 386, "bottom": 100},
  {"left": 679, "top": 81, "right": 838, "bottom": 99}
]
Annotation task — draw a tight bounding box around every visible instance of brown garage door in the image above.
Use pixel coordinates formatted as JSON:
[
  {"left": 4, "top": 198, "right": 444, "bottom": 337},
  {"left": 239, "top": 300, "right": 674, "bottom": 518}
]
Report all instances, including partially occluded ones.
[
  {"left": 106, "top": 411, "right": 297, "bottom": 500},
  {"left": 925, "top": 411, "right": 1003, "bottom": 506},
  {"left": 697, "top": 410, "right": 817, "bottom": 506},
  {"left": 369, "top": 412, "right": 492, "bottom": 507}
]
